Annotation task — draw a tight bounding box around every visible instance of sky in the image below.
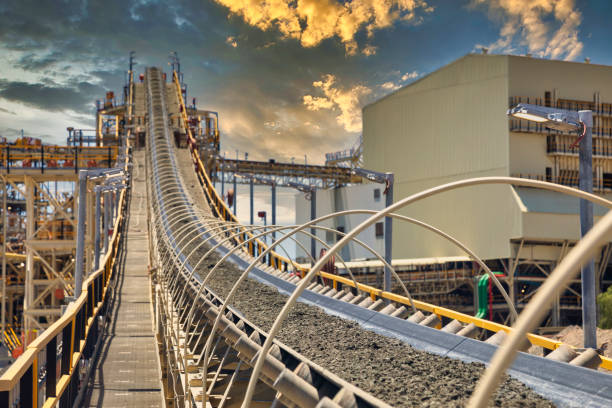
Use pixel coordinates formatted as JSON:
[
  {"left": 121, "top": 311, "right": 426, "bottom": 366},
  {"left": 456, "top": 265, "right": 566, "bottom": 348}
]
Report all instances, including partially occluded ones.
[
  {"left": 2, "top": 0, "right": 610, "bottom": 165},
  {"left": 1, "top": 0, "right": 609, "bottom": 256}
]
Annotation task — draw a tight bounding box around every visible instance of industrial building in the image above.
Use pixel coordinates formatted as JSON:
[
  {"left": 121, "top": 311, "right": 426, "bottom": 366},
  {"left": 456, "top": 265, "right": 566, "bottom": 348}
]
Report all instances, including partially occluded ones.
[{"left": 360, "top": 53, "right": 612, "bottom": 324}]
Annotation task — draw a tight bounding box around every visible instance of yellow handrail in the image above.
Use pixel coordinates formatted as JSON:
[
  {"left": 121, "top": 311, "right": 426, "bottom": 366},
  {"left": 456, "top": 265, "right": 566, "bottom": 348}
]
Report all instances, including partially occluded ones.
[
  {"left": 0, "top": 99, "right": 132, "bottom": 405},
  {"left": 317, "top": 270, "right": 612, "bottom": 371}
]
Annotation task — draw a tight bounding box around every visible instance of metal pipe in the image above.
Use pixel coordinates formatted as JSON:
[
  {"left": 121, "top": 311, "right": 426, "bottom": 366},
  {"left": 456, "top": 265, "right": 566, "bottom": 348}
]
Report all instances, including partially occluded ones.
[
  {"left": 579, "top": 112, "right": 597, "bottom": 349},
  {"left": 271, "top": 182, "right": 276, "bottom": 242},
  {"left": 74, "top": 170, "right": 88, "bottom": 298},
  {"left": 250, "top": 178, "right": 254, "bottom": 225},
  {"left": 233, "top": 175, "right": 237, "bottom": 216},
  {"left": 94, "top": 188, "right": 101, "bottom": 271},
  {"left": 104, "top": 191, "right": 111, "bottom": 254}
]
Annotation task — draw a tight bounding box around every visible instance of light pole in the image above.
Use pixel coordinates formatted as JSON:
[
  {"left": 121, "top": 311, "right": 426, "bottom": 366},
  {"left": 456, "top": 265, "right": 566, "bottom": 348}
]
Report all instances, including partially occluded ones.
[{"left": 507, "top": 103, "right": 596, "bottom": 349}]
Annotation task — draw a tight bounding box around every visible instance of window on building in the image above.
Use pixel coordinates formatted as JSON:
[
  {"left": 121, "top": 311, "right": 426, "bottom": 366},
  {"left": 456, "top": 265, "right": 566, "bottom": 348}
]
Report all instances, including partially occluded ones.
[
  {"left": 336, "top": 226, "right": 345, "bottom": 241},
  {"left": 546, "top": 167, "right": 552, "bottom": 182},
  {"left": 375, "top": 222, "right": 384, "bottom": 238},
  {"left": 373, "top": 188, "right": 381, "bottom": 201},
  {"left": 604, "top": 173, "right": 612, "bottom": 190},
  {"left": 545, "top": 91, "right": 552, "bottom": 107}
]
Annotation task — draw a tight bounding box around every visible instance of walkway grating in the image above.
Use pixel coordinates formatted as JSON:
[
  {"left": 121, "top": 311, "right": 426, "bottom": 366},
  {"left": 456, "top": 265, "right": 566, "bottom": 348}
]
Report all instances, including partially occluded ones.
[{"left": 84, "top": 151, "right": 163, "bottom": 407}]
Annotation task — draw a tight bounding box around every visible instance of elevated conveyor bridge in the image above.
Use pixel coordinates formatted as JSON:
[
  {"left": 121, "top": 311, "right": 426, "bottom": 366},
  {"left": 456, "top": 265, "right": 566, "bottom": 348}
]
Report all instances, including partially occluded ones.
[{"left": 0, "top": 61, "right": 611, "bottom": 408}]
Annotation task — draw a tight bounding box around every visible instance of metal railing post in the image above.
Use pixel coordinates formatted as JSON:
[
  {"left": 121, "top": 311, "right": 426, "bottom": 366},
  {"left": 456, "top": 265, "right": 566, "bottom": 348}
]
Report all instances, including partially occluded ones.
[
  {"left": 75, "top": 170, "right": 88, "bottom": 298},
  {"left": 384, "top": 173, "right": 394, "bottom": 295}
]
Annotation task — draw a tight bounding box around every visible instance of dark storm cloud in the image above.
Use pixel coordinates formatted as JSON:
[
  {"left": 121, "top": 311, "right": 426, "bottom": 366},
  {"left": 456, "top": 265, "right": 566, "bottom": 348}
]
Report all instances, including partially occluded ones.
[
  {"left": 15, "top": 53, "right": 59, "bottom": 71},
  {"left": 0, "top": 79, "right": 102, "bottom": 113},
  {"left": 0, "top": 127, "right": 54, "bottom": 141},
  {"left": 0, "top": 0, "right": 424, "bottom": 162}
]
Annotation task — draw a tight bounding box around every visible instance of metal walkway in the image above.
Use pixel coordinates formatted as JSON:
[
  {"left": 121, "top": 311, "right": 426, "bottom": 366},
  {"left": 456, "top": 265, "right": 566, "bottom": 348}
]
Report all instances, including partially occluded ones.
[{"left": 84, "top": 151, "right": 163, "bottom": 407}]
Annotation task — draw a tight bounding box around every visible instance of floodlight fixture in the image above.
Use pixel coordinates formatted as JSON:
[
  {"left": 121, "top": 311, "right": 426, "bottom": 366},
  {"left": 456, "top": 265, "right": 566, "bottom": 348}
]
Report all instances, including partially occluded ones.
[
  {"left": 507, "top": 103, "right": 583, "bottom": 132},
  {"left": 506, "top": 102, "right": 597, "bottom": 350}
]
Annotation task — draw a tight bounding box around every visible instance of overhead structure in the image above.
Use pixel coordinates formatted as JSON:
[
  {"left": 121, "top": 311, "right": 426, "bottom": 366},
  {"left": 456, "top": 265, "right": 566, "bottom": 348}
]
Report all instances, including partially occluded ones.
[{"left": 2, "top": 55, "right": 612, "bottom": 408}]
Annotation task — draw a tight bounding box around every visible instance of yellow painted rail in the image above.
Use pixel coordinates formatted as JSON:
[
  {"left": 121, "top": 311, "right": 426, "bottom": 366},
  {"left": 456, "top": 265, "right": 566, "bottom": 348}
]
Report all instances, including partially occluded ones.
[
  {"left": 317, "top": 271, "right": 612, "bottom": 371},
  {"left": 0, "top": 167, "right": 128, "bottom": 406},
  {"left": 0, "top": 72, "right": 133, "bottom": 407},
  {"left": 0, "top": 145, "right": 118, "bottom": 169}
]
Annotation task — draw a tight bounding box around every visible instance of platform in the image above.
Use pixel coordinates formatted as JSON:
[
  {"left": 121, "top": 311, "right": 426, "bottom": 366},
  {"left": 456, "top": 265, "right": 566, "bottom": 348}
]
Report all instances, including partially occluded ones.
[{"left": 84, "top": 151, "right": 163, "bottom": 407}]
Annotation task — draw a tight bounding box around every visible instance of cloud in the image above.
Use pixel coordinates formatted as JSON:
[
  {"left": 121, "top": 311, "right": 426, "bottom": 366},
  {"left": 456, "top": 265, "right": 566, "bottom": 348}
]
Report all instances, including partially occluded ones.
[
  {"left": 381, "top": 81, "right": 400, "bottom": 90},
  {"left": 473, "top": 0, "right": 583, "bottom": 60},
  {"left": 226, "top": 35, "right": 238, "bottom": 48},
  {"left": 0, "top": 79, "right": 102, "bottom": 113},
  {"left": 401, "top": 70, "right": 419, "bottom": 82},
  {"left": 214, "top": 0, "right": 433, "bottom": 55},
  {"left": 362, "top": 44, "right": 377, "bottom": 56},
  {"left": 303, "top": 74, "right": 371, "bottom": 133},
  {"left": 14, "top": 52, "right": 59, "bottom": 71},
  {"left": 378, "top": 71, "right": 420, "bottom": 92}
]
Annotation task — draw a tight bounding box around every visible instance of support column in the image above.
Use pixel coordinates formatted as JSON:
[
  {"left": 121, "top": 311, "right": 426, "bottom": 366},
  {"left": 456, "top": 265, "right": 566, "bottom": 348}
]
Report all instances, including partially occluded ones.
[
  {"left": 578, "top": 111, "right": 597, "bottom": 349},
  {"left": 86, "top": 181, "right": 94, "bottom": 276},
  {"left": 233, "top": 175, "right": 237, "bottom": 216},
  {"left": 221, "top": 171, "right": 225, "bottom": 199},
  {"left": 310, "top": 189, "right": 316, "bottom": 264},
  {"left": 94, "top": 188, "right": 101, "bottom": 271},
  {"left": 271, "top": 183, "right": 276, "bottom": 242},
  {"left": 104, "top": 191, "right": 111, "bottom": 254},
  {"left": 508, "top": 258, "right": 516, "bottom": 323},
  {"left": 24, "top": 176, "right": 35, "bottom": 346},
  {"left": 1, "top": 177, "right": 6, "bottom": 337},
  {"left": 249, "top": 178, "right": 254, "bottom": 225},
  {"left": 75, "top": 171, "right": 87, "bottom": 299},
  {"left": 384, "top": 174, "right": 394, "bottom": 294},
  {"left": 114, "top": 190, "right": 118, "bottom": 220}
]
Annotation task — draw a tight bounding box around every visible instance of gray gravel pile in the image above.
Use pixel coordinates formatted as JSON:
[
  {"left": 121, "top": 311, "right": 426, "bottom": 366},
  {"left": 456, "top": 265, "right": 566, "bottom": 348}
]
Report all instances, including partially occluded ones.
[
  {"left": 170, "top": 149, "right": 554, "bottom": 407},
  {"left": 190, "top": 250, "right": 553, "bottom": 407}
]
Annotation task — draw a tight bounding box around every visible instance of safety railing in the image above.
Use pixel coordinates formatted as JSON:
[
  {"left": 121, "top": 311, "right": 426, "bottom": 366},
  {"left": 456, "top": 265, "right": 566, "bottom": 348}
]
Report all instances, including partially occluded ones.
[
  {"left": 0, "top": 145, "right": 118, "bottom": 172},
  {"left": 511, "top": 173, "right": 612, "bottom": 192},
  {"left": 173, "top": 71, "right": 306, "bottom": 276},
  {"left": 0, "top": 140, "right": 130, "bottom": 407},
  {"left": 1, "top": 327, "right": 21, "bottom": 354},
  {"left": 174, "top": 71, "right": 612, "bottom": 372},
  {"left": 316, "top": 270, "right": 612, "bottom": 370}
]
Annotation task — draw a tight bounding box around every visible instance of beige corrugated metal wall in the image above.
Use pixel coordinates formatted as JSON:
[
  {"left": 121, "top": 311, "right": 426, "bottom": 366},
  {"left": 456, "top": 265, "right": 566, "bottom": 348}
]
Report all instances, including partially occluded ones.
[{"left": 363, "top": 54, "right": 522, "bottom": 260}]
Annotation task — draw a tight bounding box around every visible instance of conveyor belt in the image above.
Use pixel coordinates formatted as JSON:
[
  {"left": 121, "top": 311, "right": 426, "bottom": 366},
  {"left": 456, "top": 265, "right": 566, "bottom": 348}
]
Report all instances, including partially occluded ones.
[
  {"left": 146, "top": 66, "right": 612, "bottom": 407},
  {"left": 145, "top": 66, "right": 392, "bottom": 407}
]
